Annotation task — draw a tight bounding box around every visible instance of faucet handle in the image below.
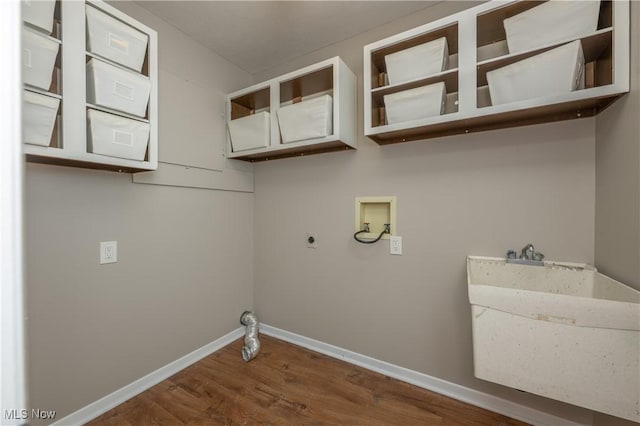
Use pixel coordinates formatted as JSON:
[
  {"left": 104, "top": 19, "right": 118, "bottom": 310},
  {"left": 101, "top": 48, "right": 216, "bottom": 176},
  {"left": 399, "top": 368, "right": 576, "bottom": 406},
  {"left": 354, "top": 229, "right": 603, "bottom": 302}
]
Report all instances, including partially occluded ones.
[
  {"left": 532, "top": 251, "right": 544, "bottom": 262},
  {"left": 506, "top": 250, "right": 517, "bottom": 259}
]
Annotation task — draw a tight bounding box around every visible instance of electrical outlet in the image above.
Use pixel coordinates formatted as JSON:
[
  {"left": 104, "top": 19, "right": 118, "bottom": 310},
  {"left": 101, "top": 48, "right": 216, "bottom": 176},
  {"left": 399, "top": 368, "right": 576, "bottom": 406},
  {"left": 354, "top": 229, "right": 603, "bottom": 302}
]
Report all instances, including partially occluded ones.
[
  {"left": 306, "top": 233, "right": 318, "bottom": 249},
  {"left": 100, "top": 241, "right": 117, "bottom": 264},
  {"left": 390, "top": 236, "right": 402, "bottom": 255}
]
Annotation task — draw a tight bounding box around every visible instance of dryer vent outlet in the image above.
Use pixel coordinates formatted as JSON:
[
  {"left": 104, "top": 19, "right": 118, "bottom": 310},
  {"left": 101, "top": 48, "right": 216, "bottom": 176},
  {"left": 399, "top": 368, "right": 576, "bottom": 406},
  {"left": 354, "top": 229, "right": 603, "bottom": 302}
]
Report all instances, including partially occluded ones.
[{"left": 240, "top": 311, "right": 260, "bottom": 362}]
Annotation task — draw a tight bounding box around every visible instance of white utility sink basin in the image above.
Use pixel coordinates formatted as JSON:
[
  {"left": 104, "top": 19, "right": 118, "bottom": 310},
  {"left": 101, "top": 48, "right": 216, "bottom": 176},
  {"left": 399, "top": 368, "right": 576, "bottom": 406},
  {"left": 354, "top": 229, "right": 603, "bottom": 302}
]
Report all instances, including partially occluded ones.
[{"left": 467, "top": 256, "right": 640, "bottom": 422}]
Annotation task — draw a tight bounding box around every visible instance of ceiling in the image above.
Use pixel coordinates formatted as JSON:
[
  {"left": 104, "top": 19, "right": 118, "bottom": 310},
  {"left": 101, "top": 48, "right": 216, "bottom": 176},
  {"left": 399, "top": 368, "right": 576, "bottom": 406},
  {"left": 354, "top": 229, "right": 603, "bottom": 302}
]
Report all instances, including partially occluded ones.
[{"left": 135, "top": 1, "right": 440, "bottom": 75}]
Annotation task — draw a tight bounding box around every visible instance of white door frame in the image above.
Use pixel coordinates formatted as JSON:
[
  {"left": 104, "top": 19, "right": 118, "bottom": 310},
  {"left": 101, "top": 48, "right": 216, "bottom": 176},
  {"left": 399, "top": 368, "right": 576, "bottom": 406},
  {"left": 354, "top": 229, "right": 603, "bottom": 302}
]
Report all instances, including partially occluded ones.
[{"left": 0, "top": 0, "right": 27, "bottom": 424}]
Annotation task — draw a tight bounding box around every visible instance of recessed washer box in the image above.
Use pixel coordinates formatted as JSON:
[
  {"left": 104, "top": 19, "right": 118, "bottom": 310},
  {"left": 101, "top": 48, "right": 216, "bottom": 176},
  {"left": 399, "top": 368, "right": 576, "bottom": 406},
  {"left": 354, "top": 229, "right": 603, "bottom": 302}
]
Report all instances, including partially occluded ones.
[
  {"left": 384, "top": 37, "right": 449, "bottom": 85},
  {"left": 86, "top": 58, "right": 151, "bottom": 117},
  {"left": 87, "top": 109, "right": 150, "bottom": 161},
  {"left": 355, "top": 196, "right": 396, "bottom": 240},
  {"left": 487, "top": 40, "right": 585, "bottom": 106},
  {"left": 23, "top": 90, "right": 59, "bottom": 147},
  {"left": 86, "top": 5, "right": 149, "bottom": 72}
]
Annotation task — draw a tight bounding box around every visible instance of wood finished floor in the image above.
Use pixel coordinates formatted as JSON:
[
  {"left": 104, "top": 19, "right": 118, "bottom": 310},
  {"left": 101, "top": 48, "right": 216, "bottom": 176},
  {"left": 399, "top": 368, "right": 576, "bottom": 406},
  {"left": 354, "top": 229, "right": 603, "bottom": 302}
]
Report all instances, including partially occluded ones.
[{"left": 87, "top": 335, "right": 530, "bottom": 425}]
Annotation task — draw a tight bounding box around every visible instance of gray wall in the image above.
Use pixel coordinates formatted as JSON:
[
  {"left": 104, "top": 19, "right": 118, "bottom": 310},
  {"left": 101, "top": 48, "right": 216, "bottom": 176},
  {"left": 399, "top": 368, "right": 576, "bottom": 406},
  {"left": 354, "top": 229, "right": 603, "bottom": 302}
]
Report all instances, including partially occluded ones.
[
  {"left": 25, "top": 2, "right": 254, "bottom": 420},
  {"left": 252, "top": 2, "right": 601, "bottom": 424},
  {"left": 595, "top": 1, "right": 640, "bottom": 290},
  {"left": 24, "top": 1, "right": 640, "bottom": 424},
  {"left": 593, "top": 3, "right": 640, "bottom": 424}
]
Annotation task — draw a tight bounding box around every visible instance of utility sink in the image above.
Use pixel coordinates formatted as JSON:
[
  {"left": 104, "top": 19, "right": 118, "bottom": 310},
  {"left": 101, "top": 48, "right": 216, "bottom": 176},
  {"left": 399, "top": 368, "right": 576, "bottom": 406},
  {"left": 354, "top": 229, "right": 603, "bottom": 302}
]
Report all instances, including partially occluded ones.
[{"left": 467, "top": 256, "right": 640, "bottom": 422}]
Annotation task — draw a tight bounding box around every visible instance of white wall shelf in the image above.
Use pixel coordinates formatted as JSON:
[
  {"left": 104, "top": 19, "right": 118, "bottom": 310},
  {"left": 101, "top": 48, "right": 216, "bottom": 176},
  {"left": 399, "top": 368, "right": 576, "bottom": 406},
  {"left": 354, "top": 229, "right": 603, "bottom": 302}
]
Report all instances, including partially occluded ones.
[
  {"left": 364, "top": 0, "right": 629, "bottom": 145},
  {"left": 26, "top": 87, "right": 62, "bottom": 100},
  {"left": 226, "top": 56, "right": 357, "bottom": 162},
  {"left": 24, "top": 0, "right": 158, "bottom": 173},
  {"left": 86, "top": 104, "right": 150, "bottom": 124}
]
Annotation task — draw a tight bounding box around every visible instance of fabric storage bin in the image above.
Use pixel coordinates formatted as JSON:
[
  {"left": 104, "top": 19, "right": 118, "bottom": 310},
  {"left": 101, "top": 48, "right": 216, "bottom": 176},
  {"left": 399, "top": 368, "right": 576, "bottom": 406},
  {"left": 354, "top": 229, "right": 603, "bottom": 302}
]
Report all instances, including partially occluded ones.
[
  {"left": 86, "top": 5, "right": 149, "bottom": 72},
  {"left": 277, "top": 95, "right": 333, "bottom": 144},
  {"left": 384, "top": 38, "right": 448, "bottom": 85},
  {"left": 228, "top": 112, "right": 270, "bottom": 152},
  {"left": 384, "top": 82, "right": 445, "bottom": 125},
  {"left": 23, "top": 90, "right": 59, "bottom": 146},
  {"left": 86, "top": 58, "right": 151, "bottom": 117},
  {"left": 22, "top": 0, "right": 56, "bottom": 35},
  {"left": 504, "top": 1, "right": 600, "bottom": 54},
  {"left": 23, "top": 28, "right": 59, "bottom": 91},
  {"left": 487, "top": 40, "right": 585, "bottom": 106},
  {"left": 87, "top": 109, "right": 150, "bottom": 160}
]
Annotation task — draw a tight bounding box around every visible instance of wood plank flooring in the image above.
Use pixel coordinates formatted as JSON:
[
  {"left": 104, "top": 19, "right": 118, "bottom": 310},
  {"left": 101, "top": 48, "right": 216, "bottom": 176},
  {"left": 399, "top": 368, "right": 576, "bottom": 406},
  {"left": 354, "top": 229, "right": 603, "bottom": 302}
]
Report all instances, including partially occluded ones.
[{"left": 87, "top": 335, "right": 530, "bottom": 425}]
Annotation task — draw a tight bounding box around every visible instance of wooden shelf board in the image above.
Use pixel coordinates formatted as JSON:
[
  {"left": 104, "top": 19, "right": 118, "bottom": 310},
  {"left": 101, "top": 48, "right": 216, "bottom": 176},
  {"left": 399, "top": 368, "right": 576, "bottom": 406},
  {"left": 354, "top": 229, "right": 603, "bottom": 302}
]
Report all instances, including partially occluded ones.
[
  {"left": 85, "top": 51, "right": 150, "bottom": 79},
  {"left": 368, "top": 94, "right": 620, "bottom": 145},
  {"left": 23, "top": 26, "right": 62, "bottom": 44},
  {"left": 231, "top": 140, "right": 353, "bottom": 162},
  {"left": 86, "top": 104, "right": 149, "bottom": 123},
  {"left": 371, "top": 69, "right": 458, "bottom": 105},
  {"left": 24, "top": 87, "right": 63, "bottom": 100},
  {"left": 26, "top": 153, "right": 154, "bottom": 173}
]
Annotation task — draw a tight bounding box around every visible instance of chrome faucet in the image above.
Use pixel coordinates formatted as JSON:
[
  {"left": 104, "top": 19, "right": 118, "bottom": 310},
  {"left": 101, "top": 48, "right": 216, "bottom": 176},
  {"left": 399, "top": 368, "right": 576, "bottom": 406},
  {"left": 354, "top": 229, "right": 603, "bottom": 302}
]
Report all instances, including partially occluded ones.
[
  {"left": 506, "top": 243, "right": 544, "bottom": 266},
  {"left": 521, "top": 243, "right": 535, "bottom": 260}
]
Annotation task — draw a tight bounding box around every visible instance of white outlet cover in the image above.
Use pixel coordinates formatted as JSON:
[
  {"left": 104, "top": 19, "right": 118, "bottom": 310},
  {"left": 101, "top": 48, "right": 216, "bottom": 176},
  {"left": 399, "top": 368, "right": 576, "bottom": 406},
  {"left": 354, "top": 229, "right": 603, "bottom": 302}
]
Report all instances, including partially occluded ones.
[
  {"left": 100, "top": 241, "right": 117, "bottom": 264},
  {"left": 390, "top": 236, "right": 402, "bottom": 255}
]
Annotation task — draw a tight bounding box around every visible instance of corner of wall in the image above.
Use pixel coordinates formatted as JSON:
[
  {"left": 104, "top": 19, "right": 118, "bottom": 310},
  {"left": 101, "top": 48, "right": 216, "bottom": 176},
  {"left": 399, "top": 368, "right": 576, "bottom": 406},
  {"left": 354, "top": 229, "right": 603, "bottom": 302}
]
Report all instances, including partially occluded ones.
[{"left": 594, "top": 0, "right": 640, "bottom": 289}]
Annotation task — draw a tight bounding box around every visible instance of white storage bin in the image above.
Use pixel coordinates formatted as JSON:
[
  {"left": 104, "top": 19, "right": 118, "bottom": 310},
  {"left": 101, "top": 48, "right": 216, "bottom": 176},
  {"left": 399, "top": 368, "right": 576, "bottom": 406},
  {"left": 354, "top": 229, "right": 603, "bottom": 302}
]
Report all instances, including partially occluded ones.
[
  {"left": 384, "top": 82, "right": 445, "bottom": 125},
  {"left": 86, "top": 5, "right": 149, "bottom": 72},
  {"left": 487, "top": 40, "right": 585, "bottom": 106},
  {"left": 385, "top": 38, "right": 448, "bottom": 85},
  {"left": 87, "top": 109, "right": 150, "bottom": 161},
  {"left": 22, "top": 0, "right": 56, "bottom": 35},
  {"left": 277, "top": 95, "right": 333, "bottom": 144},
  {"left": 504, "top": 1, "right": 601, "bottom": 54},
  {"left": 228, "top": 112, "right": 270, "bottom": 152},
  {"left": 22, "top": 28, "right": 59, "bottom": 91},
  {"left": 23, "top": 90, "right": 59, "bottom": 146},
  {"left": 86, "top": 58, "right": 151, "bottom": 117}
]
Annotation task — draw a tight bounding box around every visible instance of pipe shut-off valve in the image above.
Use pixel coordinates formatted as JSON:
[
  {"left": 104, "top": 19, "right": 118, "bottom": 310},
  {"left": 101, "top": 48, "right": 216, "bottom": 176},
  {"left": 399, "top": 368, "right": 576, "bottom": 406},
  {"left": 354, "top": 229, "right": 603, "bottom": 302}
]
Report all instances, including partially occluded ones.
[{"left": 353, "top": 223, "right": 390, "bottom": 244}]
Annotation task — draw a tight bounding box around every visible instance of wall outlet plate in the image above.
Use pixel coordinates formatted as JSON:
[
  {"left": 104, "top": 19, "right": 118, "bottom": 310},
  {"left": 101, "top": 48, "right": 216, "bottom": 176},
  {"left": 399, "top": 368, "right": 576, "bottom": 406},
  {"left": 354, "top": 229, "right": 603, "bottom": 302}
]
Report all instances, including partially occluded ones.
[
  {"left": 100, "top": 241, "right": 117, "bottom": 264},
  {"left": 306, "top": 233, "right": 318, "bottom": 248},
  {"left": 390, "top": 236, "right": 402, "bottom": 255}
]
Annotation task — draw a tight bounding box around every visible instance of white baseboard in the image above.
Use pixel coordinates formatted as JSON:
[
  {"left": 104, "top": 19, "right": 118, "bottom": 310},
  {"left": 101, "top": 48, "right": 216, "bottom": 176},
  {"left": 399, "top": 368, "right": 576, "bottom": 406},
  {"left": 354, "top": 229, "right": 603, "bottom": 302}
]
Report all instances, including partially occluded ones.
[
  {"left": 52, "top": 324, "right": 585, "bottom": 426},
  {"left": 260, "top": 324, "right": 585, "bottom": 426},
  {"left": 51, "top": 327, "right": 244, "bottom": 426}
]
